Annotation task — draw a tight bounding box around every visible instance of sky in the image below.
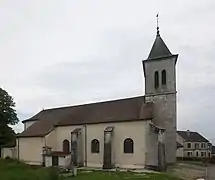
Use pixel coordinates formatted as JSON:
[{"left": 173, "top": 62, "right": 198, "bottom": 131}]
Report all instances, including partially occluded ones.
[{"left": 0, "top": 1, "right": 215, "bottom": 143}]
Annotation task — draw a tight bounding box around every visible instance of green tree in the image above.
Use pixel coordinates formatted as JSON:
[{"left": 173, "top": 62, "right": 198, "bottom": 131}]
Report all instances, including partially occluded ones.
[{"left": 0, "top": 87, "right": 18, "bottom": 146}]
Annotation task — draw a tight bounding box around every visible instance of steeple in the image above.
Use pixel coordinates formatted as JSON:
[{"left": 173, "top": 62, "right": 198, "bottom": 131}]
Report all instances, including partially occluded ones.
[{"left": 147, "top": 14, "right": 172, "bottom": 59}]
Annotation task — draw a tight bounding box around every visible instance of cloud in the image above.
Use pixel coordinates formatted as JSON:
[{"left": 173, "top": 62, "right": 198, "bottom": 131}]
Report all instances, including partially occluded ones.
[{"left": 0, "top": 0, "right": 215, "bottom": 142}]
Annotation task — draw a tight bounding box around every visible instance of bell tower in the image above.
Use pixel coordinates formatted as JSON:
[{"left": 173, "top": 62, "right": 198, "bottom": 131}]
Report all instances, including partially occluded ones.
[{"left": 142, "top": 17, "right": 178, "bottom": 164}]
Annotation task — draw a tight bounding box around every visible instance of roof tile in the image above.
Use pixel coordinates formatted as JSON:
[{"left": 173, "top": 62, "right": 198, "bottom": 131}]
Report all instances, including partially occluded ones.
[{"left": 18, "top": 96, "right": 153, "bottom": 137}]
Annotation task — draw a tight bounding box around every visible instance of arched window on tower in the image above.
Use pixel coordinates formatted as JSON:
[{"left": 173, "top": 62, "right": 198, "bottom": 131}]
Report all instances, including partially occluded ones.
[
  {"left": 124, "top": 138, "right": 134, "bottom": 153},
  {"left": 91, "top": 139, "right": 100, "bottom": 153},
  {"left": 63, "top": 139, "right": 70, "bottom": 153},
  {"left": 162, "top": 70, "right": 167, "bottom": 85},
  {"left": 154, "top": 71, "right": 159, "bottom": 89}
]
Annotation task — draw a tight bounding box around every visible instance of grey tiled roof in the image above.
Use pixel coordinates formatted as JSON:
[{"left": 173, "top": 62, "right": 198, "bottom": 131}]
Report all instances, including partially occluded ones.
[
  {"left": 18, "top": 96, "right": 153, "bottom": 137},
  {"left": 177, "top": 131, "right": 209, "bottom": 142},
  {"left": 148, "top": 34, "right": 172, "bottom": 59}
]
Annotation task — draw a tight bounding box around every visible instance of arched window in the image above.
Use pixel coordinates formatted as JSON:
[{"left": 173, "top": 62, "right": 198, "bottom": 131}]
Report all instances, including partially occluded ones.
[
  {"left": 91, "top": 139, "right": 100, "bottom": 153},
  {"left": 161, "top": 70, "right": 167, "bottom": 85},
  {"left": 124, "top": 138, "right": 134, "bottom": 154},
  {"left": 63, "top": 139, "right": 70, "bottom": 153},
  {"left": 154, "top": 71, "right": 159, "bottom": 89}
]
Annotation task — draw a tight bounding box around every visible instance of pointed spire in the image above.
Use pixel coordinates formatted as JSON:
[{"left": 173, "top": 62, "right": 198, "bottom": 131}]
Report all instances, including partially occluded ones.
[
  {"left": 147, "top": 14, "right": 172, "bottom": 59},
  {"left": 156, "top": 13, "right": 160, "bottom": 36}
]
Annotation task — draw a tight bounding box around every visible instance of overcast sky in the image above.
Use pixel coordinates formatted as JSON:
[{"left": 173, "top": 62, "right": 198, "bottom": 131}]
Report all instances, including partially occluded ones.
[{"left": 1, "top": 1, "right": 215, "bottom": 143}]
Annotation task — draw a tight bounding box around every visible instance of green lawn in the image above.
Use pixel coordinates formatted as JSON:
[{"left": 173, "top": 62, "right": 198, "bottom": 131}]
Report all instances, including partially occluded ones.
[
  {"left": 0, "top": 159, "right": 181, "bottom": 180},
  {"left": 66, "top": 170, "right": 182, "bottom": 180}
]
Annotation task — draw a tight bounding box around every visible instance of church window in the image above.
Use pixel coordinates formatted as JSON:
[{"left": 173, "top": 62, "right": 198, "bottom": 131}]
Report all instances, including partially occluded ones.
[
  {"left": 91, "top": 139, "right": 100, "bottom": 153},
  {"left": 63, "top": 139, "right": 70, "bottom": 153},
  {"left": 161, "top": 70, "right": 167, "bottom": 85},
  {"left": 154, "top": 71, "right": 159, "bottom": 89},
  {"left": 124, "top": 138, "right": 134, "bottom": 153}
]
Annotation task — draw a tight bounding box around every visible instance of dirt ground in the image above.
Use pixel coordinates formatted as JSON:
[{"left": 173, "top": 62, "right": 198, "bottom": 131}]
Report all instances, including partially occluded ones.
[{"left": 167, "top": 162, "right": 206, "bottom": 180}]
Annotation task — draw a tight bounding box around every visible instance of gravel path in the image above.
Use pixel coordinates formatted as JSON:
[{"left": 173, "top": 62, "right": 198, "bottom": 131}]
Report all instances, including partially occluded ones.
[{"left": 207, "top": 165, "right": 215, "bottom": 180}]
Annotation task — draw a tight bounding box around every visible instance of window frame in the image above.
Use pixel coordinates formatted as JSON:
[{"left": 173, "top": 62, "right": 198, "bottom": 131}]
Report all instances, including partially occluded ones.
[
  {"left": 91, "top": 139, "right": 100, "bottom": 154},
  {"left": 124, "top": 138, "right": 134, "bottom": 154},
  {"left": 201, "top": 143, "right": 206, "bottom": 149},
  {"left": 195, "top": 143, "right": 199, "bottom": 149},
  {"left": 154, "top": 71, "right": 159, "bottom": 89},
  {"left": 161, "top": 69, "right": 167, "bottom": 85},
  {"left": 187, "top": 151, "right": 192, "bottom": 157},
  {"left": 187, "top": 143, "right": 191, "bottom": 149},
  {"left": 63, "top": 139, "right": 70, "bottom": 153}
]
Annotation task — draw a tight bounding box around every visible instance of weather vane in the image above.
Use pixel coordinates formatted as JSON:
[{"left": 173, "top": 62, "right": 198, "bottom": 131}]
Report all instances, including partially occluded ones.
[{"left": 156, "top": 13, "right": 160, "bottom": 36}]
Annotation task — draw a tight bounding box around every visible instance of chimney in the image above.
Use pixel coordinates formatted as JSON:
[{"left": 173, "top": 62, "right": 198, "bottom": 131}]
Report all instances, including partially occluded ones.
[{"left": 186, "top": 130, "right": 190, "bottom": 137}]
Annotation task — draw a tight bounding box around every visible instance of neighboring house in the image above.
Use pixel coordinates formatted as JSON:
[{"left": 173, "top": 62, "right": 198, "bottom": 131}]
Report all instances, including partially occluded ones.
[
  {"left": 177, "top": 130, "right": 211, "bottom": 158},
  {"left": 212, "top": 146, "right": 215, "bottom": 158},
  {"left": 0, "top": 140, "right": 17, "bottom": 159},
  {"left": 16, "top": 27, "right": 179, "bottom": 170}
]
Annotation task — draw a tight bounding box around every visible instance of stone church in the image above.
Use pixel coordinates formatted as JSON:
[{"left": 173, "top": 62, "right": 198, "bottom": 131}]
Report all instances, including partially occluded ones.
[{"left": 16, "top": 27, "right": 178, "bottom": 170}]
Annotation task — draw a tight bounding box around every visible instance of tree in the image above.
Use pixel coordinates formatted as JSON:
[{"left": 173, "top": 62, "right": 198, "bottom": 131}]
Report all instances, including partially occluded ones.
[
  {"left": 0, "top": 87, "right": 18, "bottom": 146},
  {"left": 0, "top": 88, "right": 18, "bottom": 125}
]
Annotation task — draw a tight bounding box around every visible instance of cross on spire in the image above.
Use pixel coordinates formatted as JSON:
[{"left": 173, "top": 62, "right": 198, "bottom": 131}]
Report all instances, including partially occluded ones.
[{"left": 156, "top": 13, "right": 160, "bottom": 36}]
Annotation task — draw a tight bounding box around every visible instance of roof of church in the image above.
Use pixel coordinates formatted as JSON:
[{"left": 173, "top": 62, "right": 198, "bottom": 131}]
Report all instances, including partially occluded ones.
[
  {"left": 18, "top": 96, "right": 153, "bottom": 137},
  {"left": 148, "top": 31, "right": 172, "bottom": 59},
  {"left": 177, "top": 131, "right": 209, "bottom": 142}
]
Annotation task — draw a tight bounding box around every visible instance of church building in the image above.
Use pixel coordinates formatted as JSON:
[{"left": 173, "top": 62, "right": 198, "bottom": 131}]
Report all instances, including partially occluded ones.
[{"left": 17, "top": 26, "right": 178, "bottom": 170}]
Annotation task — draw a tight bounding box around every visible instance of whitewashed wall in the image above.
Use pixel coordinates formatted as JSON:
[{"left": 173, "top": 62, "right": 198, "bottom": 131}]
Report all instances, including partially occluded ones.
[
  {"left": 45, "top": 156, "right": 66, "bottom": 167},
  {"left": 1, "top": 147, "right": 17, "bottom": 159}
]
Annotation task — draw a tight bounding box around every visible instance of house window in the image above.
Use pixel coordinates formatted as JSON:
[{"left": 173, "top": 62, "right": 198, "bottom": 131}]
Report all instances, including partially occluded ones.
[
  {"left": 196, "top": 152, "right": 199, "bottom": 157},
  {"left": 154, "top": 71, "right": 159, "bottom": 89},
  {"left": 187, "top": 152, "right": 192, "bottom": 157},
  {"left": 201, "top": 143, "right": 206, "bottom": 149},
  {"left": 91, "top": 139, "right": 100, "bottom": 153},
  {"left": 201, "top": 152, "right": 204, "bottom": 157},
  {"left": 187, "top": 143, "right": 191, "bottom": 149},
  {"left": 124, "top": 138, "right": 134, "bottom": 153},
  {"left": 209, "top": 152, "right": 211, "bottom": 157},
  {"left": 161, "top": 70, "right": 167, "bottom": 85},
  {"left": 195, "top": 143, "right": 199, "bottom": 149},
  {"left": 63, "top": 139, "right": 70, "bottom": 153}
]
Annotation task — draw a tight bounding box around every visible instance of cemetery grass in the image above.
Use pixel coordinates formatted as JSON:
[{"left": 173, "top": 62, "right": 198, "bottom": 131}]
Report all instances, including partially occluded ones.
[{"left": 0, "top": 159, "right": 181, "bottom": 180}]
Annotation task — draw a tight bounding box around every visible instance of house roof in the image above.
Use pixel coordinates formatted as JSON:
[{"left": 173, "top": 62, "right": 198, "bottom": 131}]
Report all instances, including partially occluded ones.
[
  {"left": 177, "top": 130, "right": 209, "bottom": 142},
  {"left": 148, "top": 32, "right": 172, "bottom": 59},
  {"left": 44, "top": 151, "right": 70, "bottom": 157},
  {"left": 18, "top": 96, "right": 153, "bottom": 138},
  {"left": 176, "top": 142, "right": 183, "bottom": 149}
]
